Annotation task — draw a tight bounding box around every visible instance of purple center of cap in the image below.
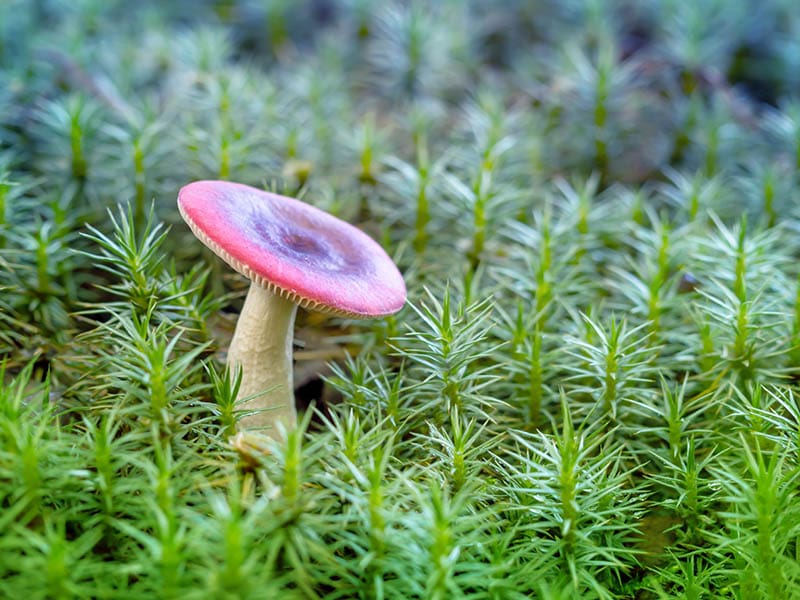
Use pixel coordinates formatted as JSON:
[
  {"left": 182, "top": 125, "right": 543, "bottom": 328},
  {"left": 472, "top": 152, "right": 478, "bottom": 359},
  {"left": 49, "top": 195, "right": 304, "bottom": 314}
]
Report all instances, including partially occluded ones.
[
  {"left": 178, "top": 181, "right": 406, "bottom": 317},
  {"left": 249, "top": 203, "right": 365, "bottom": 275}
]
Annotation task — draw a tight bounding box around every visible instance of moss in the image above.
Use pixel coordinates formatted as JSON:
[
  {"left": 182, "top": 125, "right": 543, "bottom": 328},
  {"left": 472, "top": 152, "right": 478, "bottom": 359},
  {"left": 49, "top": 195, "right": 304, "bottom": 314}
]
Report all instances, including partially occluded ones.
[{"left": 2, "top": 1, "right": 800, "bottom": 597}]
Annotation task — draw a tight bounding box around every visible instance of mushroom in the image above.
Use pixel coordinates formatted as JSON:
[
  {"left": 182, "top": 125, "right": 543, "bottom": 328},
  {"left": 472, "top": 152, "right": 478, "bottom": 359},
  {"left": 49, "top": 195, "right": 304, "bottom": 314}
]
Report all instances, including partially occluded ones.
[{"left": 178, "top": 180, "right": 406, "bottom": 437}]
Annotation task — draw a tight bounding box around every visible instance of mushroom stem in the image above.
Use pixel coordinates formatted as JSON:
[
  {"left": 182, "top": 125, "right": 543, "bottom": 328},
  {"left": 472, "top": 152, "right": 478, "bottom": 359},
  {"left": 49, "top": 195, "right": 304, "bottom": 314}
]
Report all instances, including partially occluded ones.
[{"left": 227, "top": 282, "right": 298, "bottom": 436}]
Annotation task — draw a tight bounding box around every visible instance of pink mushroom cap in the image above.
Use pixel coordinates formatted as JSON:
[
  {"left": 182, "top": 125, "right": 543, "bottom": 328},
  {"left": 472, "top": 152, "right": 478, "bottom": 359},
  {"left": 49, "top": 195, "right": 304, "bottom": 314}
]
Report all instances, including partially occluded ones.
[{"left": 178, "top": 180, "right": 406, "bottom": 317}]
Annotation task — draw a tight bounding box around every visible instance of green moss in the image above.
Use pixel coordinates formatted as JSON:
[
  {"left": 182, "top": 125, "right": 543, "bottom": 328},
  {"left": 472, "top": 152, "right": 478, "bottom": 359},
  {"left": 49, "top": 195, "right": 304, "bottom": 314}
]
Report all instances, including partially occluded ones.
[{"left": 2, "top": 1, "right": 800, "bottom": 597}]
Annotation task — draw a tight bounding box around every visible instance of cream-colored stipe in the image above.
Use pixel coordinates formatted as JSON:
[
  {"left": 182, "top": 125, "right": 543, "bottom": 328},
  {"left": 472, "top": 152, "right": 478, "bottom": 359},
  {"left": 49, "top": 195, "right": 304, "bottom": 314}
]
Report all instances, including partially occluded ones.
[{"left": 227, "top": 283, "right": 298, "bottom": 436}]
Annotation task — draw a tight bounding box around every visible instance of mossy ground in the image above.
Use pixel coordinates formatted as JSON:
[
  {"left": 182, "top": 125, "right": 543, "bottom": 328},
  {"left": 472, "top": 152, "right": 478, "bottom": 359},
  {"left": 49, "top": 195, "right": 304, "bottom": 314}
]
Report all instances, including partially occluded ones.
[{"left": 2, "top": 1, "right": 800, "bottom": 598}]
